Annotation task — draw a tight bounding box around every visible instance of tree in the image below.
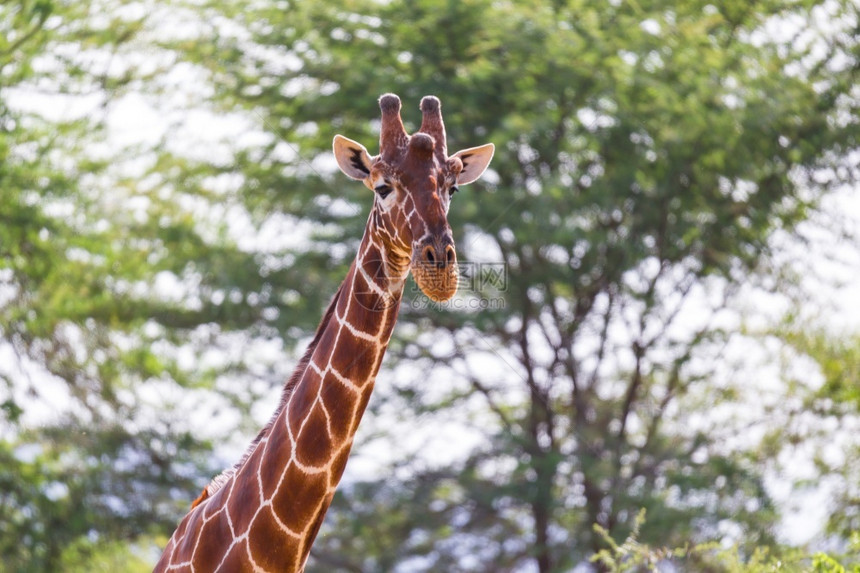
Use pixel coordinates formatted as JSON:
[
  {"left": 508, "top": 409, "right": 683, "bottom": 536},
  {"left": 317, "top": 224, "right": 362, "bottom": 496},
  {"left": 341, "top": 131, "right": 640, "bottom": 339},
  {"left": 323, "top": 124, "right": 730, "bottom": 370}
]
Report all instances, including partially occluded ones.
[
  {"left": 777, "top": 325, "right": 860, "bottom": 542},
  {"left": 4, "top": 0, "right": 860, "bottom": 570},
  {"left": 160, "top": 0, "right": 860, "bottom": 571},
  {"left": 0, "top": 1, "right": 294, "bottom": 568}
]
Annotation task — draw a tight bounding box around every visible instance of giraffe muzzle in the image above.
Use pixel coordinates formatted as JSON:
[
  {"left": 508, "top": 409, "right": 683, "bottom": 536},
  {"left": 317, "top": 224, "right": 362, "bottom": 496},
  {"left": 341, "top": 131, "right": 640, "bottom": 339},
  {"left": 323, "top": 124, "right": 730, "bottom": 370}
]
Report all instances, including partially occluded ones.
[{"left": 412, "top": 239, "right": 459, "bottom": 302}]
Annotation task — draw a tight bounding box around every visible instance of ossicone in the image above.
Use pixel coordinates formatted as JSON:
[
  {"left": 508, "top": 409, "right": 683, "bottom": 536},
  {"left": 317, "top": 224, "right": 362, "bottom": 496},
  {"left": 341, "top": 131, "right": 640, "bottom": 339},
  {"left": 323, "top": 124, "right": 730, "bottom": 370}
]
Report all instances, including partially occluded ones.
[
  {"left": 418, "top": 95, "right": 447, "bottom": 161},
  {"left": 378, "top": 93, "right": 408, "bottom": 160}
]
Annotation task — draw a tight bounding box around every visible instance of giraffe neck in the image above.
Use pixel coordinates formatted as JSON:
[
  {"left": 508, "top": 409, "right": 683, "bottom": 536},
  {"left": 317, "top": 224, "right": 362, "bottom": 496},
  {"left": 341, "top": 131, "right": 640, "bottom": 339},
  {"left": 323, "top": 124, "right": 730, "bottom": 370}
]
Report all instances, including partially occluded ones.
[{"left": 154, "top": 223, "right": 409, "bottom": 572}]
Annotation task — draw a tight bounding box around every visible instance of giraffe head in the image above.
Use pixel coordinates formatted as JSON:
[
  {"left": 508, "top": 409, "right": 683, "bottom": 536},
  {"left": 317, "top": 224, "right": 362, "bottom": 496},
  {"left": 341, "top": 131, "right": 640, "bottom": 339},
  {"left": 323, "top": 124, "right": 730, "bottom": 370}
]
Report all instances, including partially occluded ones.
[{"left": 333, "top": 94, "right": 494, "bottom": 302}]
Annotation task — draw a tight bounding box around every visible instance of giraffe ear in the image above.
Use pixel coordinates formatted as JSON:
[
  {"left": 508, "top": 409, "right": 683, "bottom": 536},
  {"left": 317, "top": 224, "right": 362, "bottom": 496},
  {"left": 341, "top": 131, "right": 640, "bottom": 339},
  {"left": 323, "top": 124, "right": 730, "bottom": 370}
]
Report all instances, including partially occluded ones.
[
  {"left": 333, "top": 135, "right": 373, "bottom": 180},
  {"left": 450, "top": 143, "right": 495, "bottom": 185}
]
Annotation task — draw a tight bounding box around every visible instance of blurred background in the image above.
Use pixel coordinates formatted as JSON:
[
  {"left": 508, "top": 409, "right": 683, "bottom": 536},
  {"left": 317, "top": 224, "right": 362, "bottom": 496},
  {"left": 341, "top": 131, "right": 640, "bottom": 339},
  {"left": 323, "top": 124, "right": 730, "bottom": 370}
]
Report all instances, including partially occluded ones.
[{"left": 1, "top": 0, "right": 859, "bottom": 571}]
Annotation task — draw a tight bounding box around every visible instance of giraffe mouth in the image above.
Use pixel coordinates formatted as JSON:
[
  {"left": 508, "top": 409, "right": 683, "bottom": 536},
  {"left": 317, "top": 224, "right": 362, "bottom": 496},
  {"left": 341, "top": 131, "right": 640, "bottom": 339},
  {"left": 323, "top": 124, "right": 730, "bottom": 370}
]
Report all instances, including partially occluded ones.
[{"left": 411, "top": 258, "right": 459, "bottom": 302}]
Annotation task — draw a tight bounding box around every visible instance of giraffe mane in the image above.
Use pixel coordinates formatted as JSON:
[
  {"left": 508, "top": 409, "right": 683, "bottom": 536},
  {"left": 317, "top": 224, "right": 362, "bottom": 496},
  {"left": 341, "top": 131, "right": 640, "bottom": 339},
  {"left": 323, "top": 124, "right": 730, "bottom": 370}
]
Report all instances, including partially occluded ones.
[{"left": 200, "top": 280, "right": 347, "bottom": 501}]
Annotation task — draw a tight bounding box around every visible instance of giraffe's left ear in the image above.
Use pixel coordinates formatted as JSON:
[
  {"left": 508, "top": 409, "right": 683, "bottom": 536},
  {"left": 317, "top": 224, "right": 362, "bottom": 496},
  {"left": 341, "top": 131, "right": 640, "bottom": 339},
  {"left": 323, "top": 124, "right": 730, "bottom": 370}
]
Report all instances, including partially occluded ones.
[
  {"left": 333, "top": 135, "right": 373, "bottom": 180},
  {"left": 451, "top": 143, "right": 495, "bottom": 185}
]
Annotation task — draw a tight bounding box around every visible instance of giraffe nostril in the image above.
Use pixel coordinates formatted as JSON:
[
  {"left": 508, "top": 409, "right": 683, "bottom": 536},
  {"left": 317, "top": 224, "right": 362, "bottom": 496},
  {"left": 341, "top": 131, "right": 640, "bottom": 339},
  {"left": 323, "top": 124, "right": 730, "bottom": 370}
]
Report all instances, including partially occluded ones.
[
  {"left": 423, "top": 245, "right": 436, "bottom": 266},
  {"left": 445, "top": 245, "right": 456, "bottom": 265}
]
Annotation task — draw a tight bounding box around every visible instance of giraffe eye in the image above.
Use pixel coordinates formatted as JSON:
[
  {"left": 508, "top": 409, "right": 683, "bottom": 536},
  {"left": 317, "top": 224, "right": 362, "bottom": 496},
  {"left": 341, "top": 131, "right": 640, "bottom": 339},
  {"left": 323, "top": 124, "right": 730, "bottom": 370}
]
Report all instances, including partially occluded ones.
[
  {"left": 449, "top": 185, "right": 459, "bottom": 196},
  {"left": 374, "top": 183, "right": 393, "bottom": 199}
]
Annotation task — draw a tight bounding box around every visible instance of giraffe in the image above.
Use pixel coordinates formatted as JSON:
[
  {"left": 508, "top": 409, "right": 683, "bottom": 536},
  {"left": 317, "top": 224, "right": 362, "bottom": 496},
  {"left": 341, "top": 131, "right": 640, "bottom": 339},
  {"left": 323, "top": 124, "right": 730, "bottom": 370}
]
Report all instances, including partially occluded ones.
[{"left": 154, "top": 93, "right": 494, "bottom": 573}]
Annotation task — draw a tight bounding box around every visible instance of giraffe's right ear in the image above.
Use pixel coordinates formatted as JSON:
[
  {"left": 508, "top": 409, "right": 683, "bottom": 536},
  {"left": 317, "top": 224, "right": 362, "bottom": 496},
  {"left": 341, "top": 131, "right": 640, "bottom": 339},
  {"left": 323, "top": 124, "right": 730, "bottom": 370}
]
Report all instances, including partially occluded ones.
[{"left": 333, "top": 135, "right": 373, "bottom": 181}]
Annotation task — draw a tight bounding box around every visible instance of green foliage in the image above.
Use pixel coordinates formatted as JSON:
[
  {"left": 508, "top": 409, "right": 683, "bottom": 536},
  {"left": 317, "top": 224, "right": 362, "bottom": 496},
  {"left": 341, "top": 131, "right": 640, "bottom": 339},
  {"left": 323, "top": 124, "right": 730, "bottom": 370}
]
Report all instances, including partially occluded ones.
[
  {"left": 784, "top": 329, "right": 860, "bottom": 409},
  {"left": 3, "top": 0, "right": 860, "bottom": 570},
  {"left": 591, "top": 510, "right": 860, "bottom": 573},
  {"left": 776, "top": 327, "right": 860, "bottom": 539},
  {"left": 162, "top": 0, "right": 860, "bottom": 569},
  {"left": 59, "top": 536, "right": 156, "bottom": 573},
  {"left": 0, "top": 0, "right": 266, "bottom": 568}
]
